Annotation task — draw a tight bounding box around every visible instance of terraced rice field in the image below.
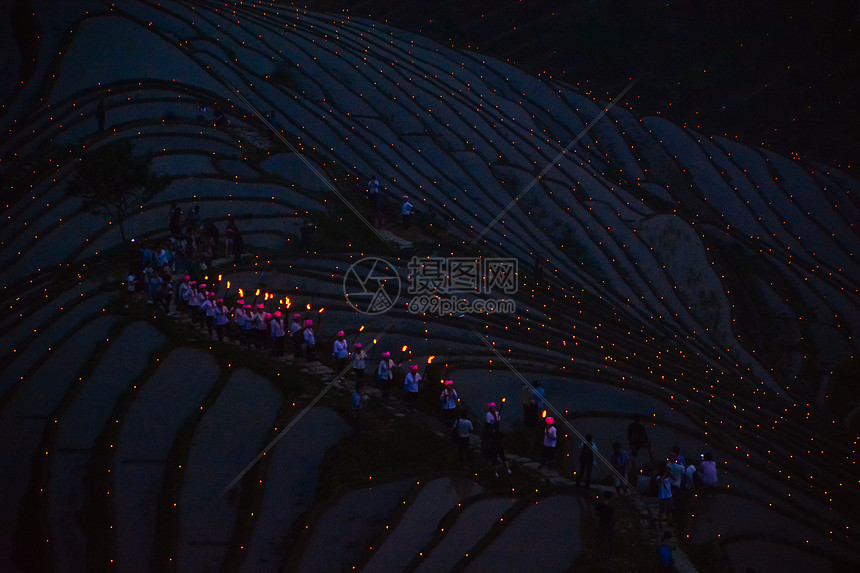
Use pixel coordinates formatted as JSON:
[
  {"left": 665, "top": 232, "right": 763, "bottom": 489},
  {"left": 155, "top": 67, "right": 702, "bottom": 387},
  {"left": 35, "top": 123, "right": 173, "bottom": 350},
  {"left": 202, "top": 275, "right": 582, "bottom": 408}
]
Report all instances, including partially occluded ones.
[{"left": 1, "top": 1, "right": 859, "bottom": 571}]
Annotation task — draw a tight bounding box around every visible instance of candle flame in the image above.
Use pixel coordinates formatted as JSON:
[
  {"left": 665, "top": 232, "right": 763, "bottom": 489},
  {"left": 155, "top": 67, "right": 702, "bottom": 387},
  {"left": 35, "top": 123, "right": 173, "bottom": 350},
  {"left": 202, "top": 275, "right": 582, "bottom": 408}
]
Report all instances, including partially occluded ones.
[
  {"left": 238, "top": 288, "right": 244, "bottom": 297},
  {"left": 255, "top": 289, "right": 261, "bottom": 296},
  {"left": 542, "top": 410, "right": 547, "bottom": 418},
  {"left": 427, "top": 355, "right": 435, "bottom": 364},
  {"left": 401, "top": 345, "right": 408, "bottom": 352},
  {"left": 284, "top": 297, "right": 291, "bottom": 308},
  {"left": 217, "top": 274, "right": 222, "bottom": 281},
  {"left": 306, "top": 303, "right": 311, "bottom": 310},
  {"left": 225, "top": 281, "right": 231, "bottom": 290},
  {"left": 318, "top": 307, "right": 324, "bottom": 313}
]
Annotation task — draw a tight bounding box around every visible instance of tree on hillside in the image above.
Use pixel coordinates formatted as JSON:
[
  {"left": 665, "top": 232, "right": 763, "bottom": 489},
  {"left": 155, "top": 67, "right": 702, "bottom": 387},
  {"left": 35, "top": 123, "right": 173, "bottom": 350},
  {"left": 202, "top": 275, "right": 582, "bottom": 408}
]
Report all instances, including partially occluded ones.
[{"left": 66, "top": 140, "right": 170, "bottom": 246}]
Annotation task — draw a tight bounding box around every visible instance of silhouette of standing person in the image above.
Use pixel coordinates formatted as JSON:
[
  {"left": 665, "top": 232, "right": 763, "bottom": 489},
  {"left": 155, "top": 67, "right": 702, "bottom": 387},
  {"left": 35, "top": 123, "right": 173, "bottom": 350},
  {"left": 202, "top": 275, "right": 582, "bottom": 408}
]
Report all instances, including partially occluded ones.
[
  {"left": 367, "top": 174, "right": 379, "bottom": 209},
  {"left": 627, "top": 414, "right": 654, "bottom": 474},
  {"left": 232, "top": 229, "right": 244, "bottom": 265},
  {"left": 401, "top": 195, "right": 414, "bottom": 227},
  {"left": 576, "top": 433, "right": 597, "bottom": 488}
]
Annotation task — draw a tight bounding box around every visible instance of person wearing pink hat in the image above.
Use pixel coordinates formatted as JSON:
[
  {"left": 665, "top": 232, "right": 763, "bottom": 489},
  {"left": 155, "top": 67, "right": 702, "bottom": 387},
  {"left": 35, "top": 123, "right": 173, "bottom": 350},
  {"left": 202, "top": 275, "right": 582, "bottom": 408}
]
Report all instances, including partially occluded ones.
[
  {"left": 541, "top": 416, "right": 557, "bottom": 469},
  {"left": 214, "top": 298, "right": 230, "bottom": 342},
  {"left": 485, "top": 402, "right": 501, "bottom": 427},
  {"left": 377, "top": 350, "right": 396, "bottom": 400},
  {"left": 232, "top": 299, "right": 246, "bottom": 344},
  {"left": 200, "top": 291, "right": 216, "bottom": 335},
  {"left": 241, "top": 304, "right": 254, "bottom": 346},
  {"left": 482, "top": 402, "right": 502, "bottom": 464},
  {"left": 351, "top": 342, "right": 367, "bottom": 390},
  {"left": 439, "top": 380, "right": 458, "bottom": 423},
  {"left": 403, "top": 364, "right": 421, "bottom": 413},
  {"left": 303, "top": 319, "right": 316, "bottom": 361},
  {"left": 290, "top": 313, "right": 303, "bottom": 358},
  {"left": 270, "top": 310, "right": 285, "bottom": 356},
  {"left": 253, "top": 303, "right": 267, "bottom": 349},
  {"left": 332, "top": 331, "right": 349, "bottom": 372}
]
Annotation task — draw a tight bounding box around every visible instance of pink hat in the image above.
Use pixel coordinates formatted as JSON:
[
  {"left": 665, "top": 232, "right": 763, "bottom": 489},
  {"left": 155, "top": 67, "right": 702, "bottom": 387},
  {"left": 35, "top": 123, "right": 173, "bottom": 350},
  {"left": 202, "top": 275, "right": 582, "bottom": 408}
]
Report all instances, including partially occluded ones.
[
  {"left": 199, "top": 284, "right": 206, "bottom": 289},
  {"left": 244, "top": 304, "right": 251, "bottom": 309},
  {"left": 274, "top": 311, "right": 281, "bottom": 317},
  {"left": 294, "top": 313, "right": 301, "bottom": 320},
  {"left": 354, "top": 342, "right": 361, "bottom": 348},
  {"left": 444, "top": 380, "right": 453, "bottom": 386},
  {"left": 337, "top": 330, "right": 345, "bottom": 337},
  {"left": 304, "top": 319, "right": 313, "bottom": 327},
  {"left": 545, "top": 417, "right": 554, "bottom": 425},
  {"left": 257, "top": 303, "right": 264, "bottom": 309},
  {"left": 265, "top": 313, "right": 272, "bottom": 320},
  {"left": 487, "top": 402, "right": 496, "bottom": 410},
  {"left": 382, "top": 351, "right": 390, "bottom": 357},
  {"left": 217, "top": 299, "right": 223, "bottom": 303},
  {"left": 189, "top": 281, "right": 197, "bottom": 286},
  {"left": 410, "top": 365, "right": 418, "bottom": 371},
  {"left": 184, "top": 275, "right": 190, "bottom": 281},
  {"left": 208, "top": 293, "right": 215, "bottom": 298},
  {"left": 236, "top": 299, "right": 244, "bottom": 305}
]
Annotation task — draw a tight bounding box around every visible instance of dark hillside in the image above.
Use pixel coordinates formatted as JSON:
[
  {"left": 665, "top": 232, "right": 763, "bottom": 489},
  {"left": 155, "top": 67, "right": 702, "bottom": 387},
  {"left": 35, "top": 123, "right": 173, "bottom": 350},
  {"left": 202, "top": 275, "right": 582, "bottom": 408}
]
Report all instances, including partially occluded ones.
[{"left": 307, "top": 0, "right": 860, "bottom": 169}]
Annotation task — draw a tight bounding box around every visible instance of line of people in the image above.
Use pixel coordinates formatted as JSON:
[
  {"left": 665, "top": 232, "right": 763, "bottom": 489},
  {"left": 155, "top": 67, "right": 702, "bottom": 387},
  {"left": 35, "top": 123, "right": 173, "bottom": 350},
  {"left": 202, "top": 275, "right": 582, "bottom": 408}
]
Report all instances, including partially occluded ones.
[{"left": 154, "top": 278, "right": 725, "bottom": 500}]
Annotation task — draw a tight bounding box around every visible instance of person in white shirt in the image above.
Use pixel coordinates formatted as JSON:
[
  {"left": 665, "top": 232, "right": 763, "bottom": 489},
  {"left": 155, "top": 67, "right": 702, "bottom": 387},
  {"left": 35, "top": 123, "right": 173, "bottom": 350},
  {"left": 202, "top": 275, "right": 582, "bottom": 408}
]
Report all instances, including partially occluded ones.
[
  {"left": 439, "top": 380, "right": 458, "bottom": 423},
  {"left": 303, "top": 319, "right": 316, "bottom": 361},
  {"left": 403, "top": 364, "right": 421, "bottom": 413},
  {"left": 452, "top": 408, "right": 473, "bottom": 463},
  {"left": 214, "top": 299, "right": 230, "bottom": 342},
  {"left": 178, "top": 275, "right": 191, "bottom": 315},
  {"left": 254, "top": 303, "right": 267, "bottom": 349},
  {"left": 333, "top": 331, "right": 349, "bottom": 371},
  {"left": 232, "top": 299, "right": 246, "bottom": 344},
  {"left": 377, "top": 351, "right": 395, "bottom": 400},
  {"left": 290, "top": 313, "right": 303, "bottom": 358},
  {"left": 351, "top": 342, "right": 367, "bottom": 389},
  {"left": 270, "top": 310, "right": 285, "bottom": 356},
  {"left": 541, "top": 417, "right": 557, "bottom": 469},
  {"left": 200, "top": 292, "right": 216, "bottom": 335},
  {"left": 187, "top": 282, "right": 201, "bottom": 324}
]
